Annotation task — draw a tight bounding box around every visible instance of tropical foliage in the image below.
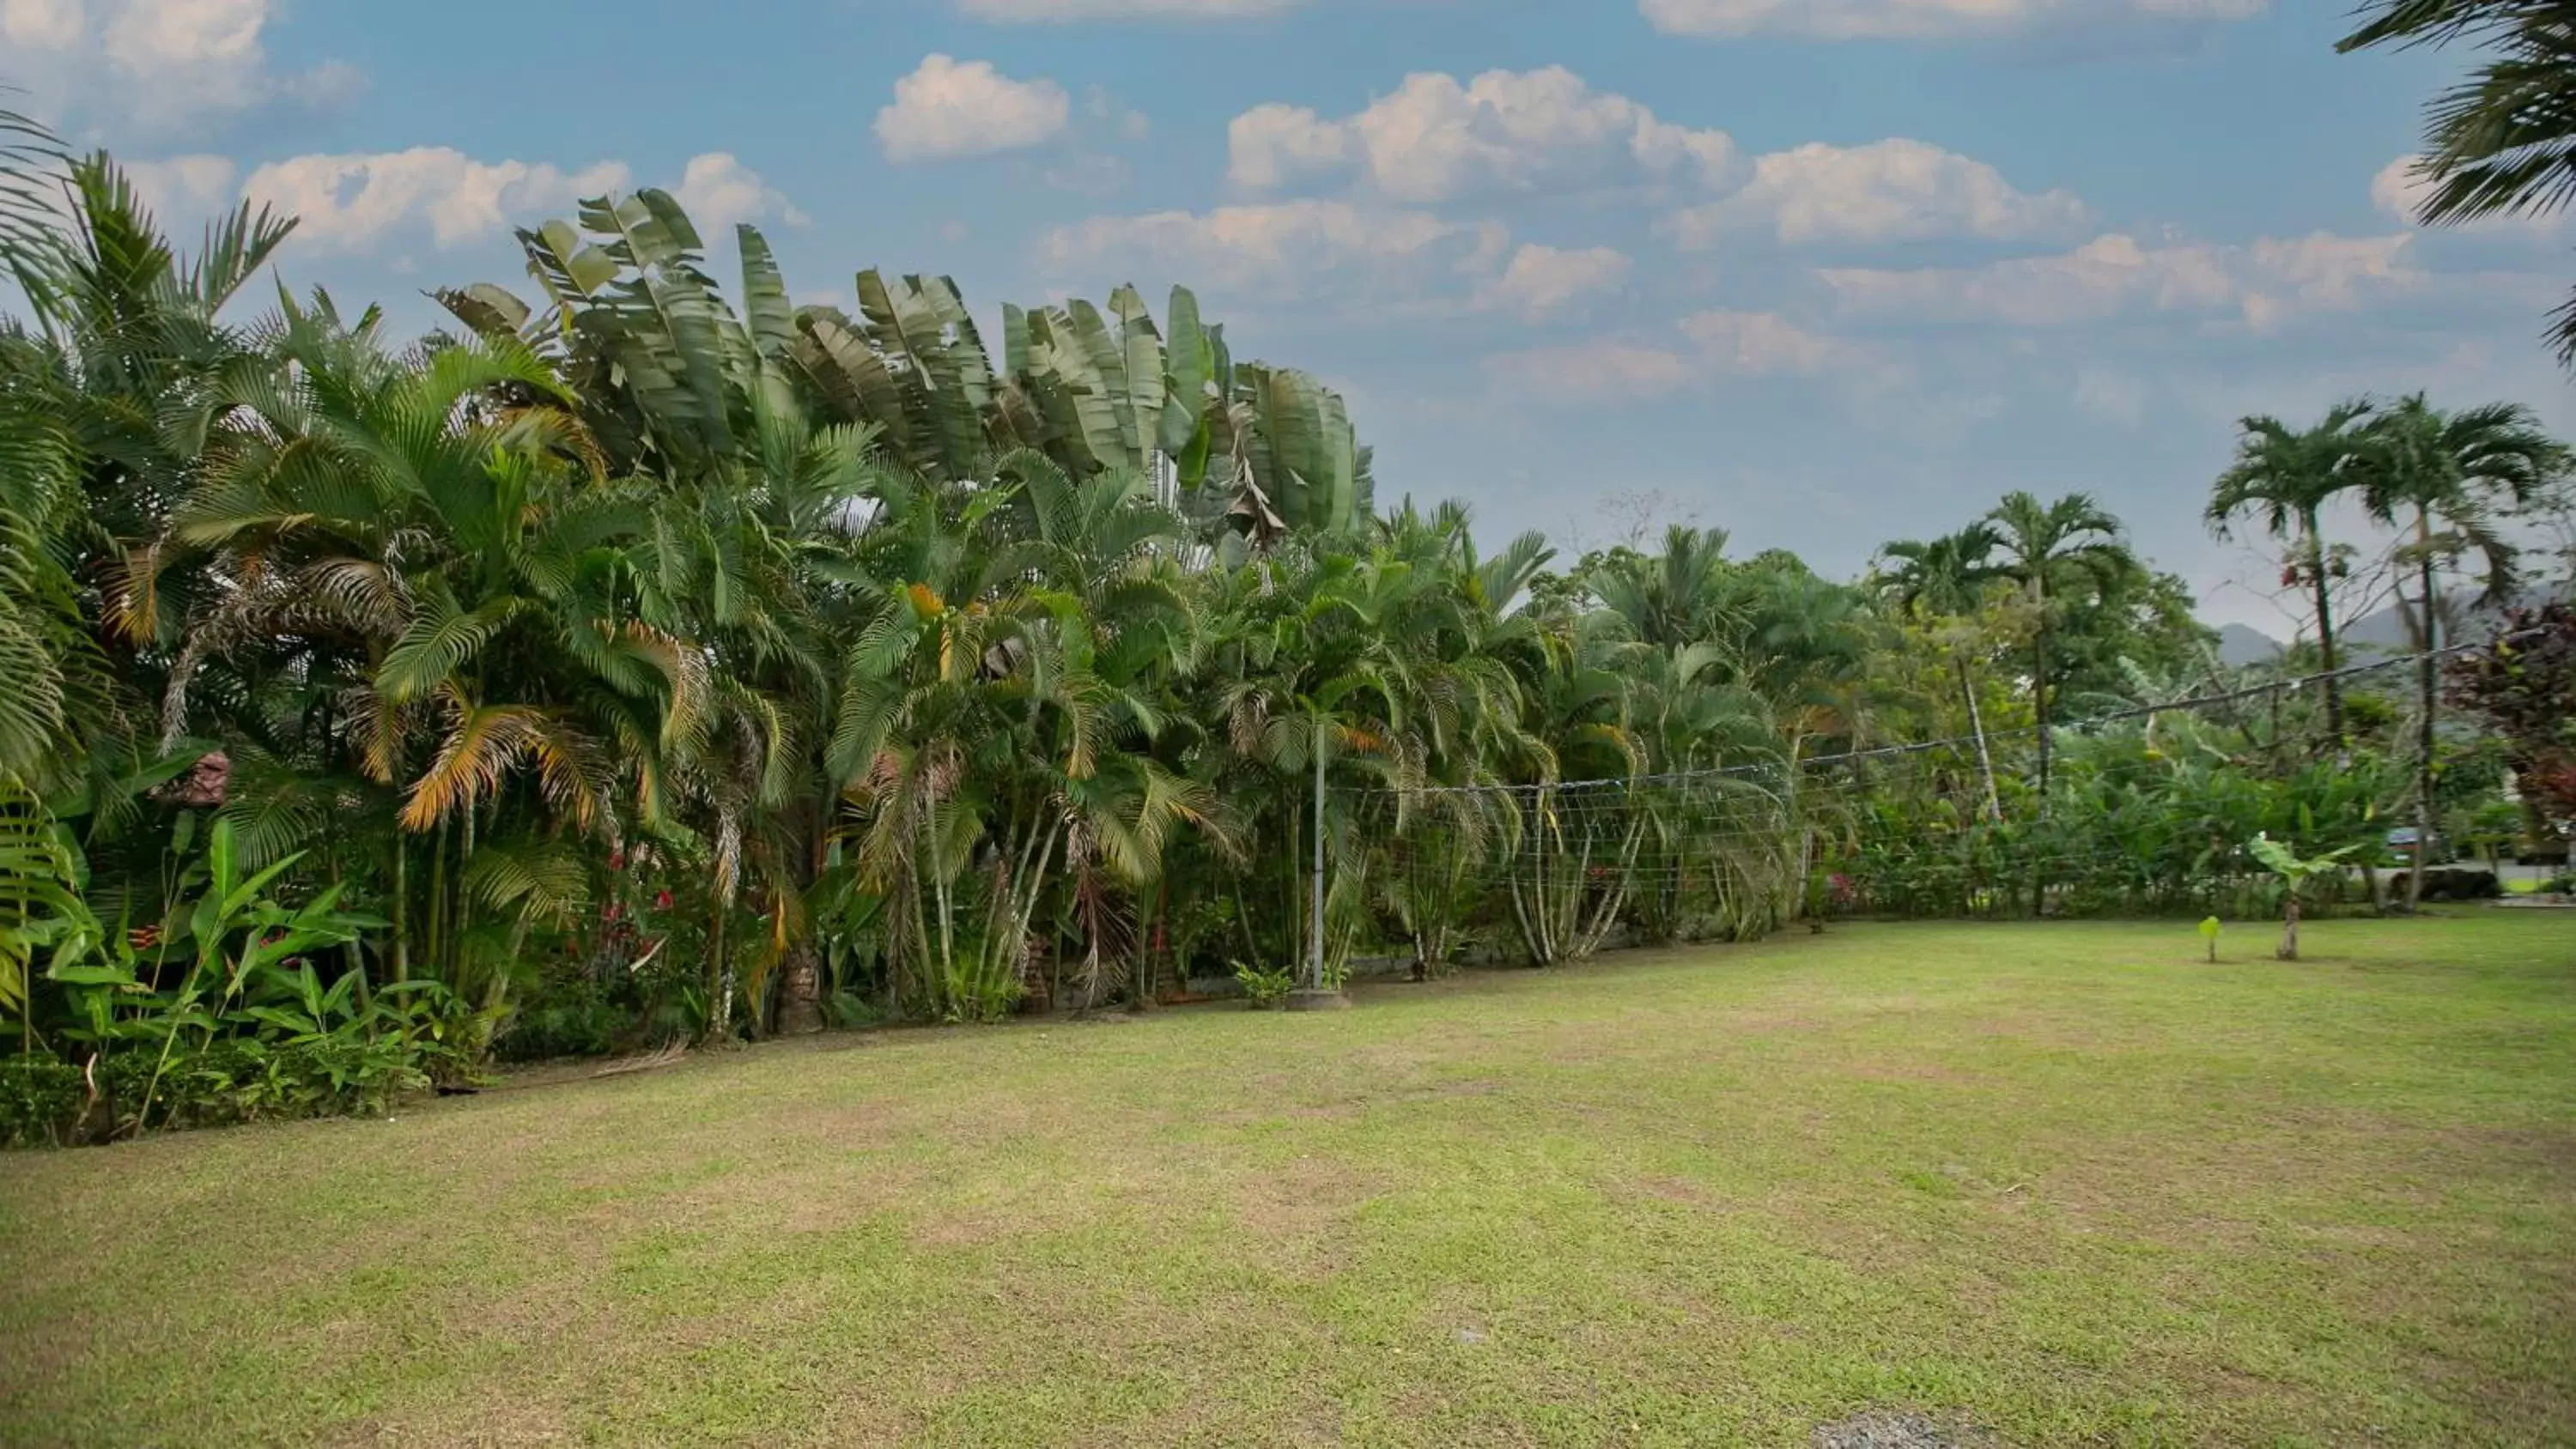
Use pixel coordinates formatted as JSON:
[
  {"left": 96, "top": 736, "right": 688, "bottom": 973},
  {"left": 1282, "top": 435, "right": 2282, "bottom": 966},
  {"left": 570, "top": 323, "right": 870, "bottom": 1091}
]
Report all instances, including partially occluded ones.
[
  {"left": 2341, "top": 0, "right": 2576, "bottom": 362},
  {"left": 3, "top": 118, "right": 2568, "bottom": 1143}
]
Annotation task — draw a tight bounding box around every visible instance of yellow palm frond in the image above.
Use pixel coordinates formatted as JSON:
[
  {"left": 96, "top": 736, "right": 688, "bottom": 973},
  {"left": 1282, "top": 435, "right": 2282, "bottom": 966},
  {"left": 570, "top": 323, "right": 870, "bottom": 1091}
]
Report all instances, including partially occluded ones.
[{"left": 398, "top": 697, "right": 543, "bottom": 832}]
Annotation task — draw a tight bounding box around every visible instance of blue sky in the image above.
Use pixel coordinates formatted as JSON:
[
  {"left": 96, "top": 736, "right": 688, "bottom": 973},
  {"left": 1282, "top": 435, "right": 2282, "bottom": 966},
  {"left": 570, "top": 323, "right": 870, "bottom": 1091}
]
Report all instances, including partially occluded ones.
[{"left": 6, "top": 0, "right": 2565, "bottom": 631}]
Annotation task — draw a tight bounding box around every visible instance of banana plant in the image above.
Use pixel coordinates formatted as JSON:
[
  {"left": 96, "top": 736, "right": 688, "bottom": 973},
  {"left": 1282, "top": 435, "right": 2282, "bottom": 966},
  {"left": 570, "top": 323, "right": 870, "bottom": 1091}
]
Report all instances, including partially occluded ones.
[{"left": 2247, "top": 833, "right": 2362, "bottom": 961}]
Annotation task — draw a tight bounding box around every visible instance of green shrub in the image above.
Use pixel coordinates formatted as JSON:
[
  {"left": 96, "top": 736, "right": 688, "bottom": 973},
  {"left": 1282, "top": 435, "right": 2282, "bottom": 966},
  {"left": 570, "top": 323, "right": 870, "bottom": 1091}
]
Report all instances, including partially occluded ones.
[
  {"left": 496, "top": 980, "right": 634, "bottom": 1062},
  {"left": 1234, "top": 962, "right": 1297, "bottom": 1010},
  {"left": 0, "top": 1057, "right": 88, "bottom": 1148}
]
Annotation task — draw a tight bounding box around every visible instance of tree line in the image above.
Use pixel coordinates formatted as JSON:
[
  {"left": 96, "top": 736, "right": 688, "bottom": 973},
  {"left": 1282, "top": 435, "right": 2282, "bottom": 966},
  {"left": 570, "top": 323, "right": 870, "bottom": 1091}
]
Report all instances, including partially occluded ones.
[{"left": 2, "top": 124, "right": 2569, "bottom": 1143}]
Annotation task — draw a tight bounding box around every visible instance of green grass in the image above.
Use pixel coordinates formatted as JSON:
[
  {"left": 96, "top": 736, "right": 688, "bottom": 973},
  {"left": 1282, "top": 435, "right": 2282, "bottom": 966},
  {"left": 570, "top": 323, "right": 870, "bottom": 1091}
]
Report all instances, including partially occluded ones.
[{"left": 4, "top": 916, "right": 2573, "bottom": 1447}]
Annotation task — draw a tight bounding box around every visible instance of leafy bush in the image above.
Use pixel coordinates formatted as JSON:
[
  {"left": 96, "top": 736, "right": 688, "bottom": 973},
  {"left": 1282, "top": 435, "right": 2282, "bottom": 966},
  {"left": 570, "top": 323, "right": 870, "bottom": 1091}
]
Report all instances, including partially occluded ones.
[
  {"left": 0, "top": 1057, "right": 87, "bottom": 1147},
  {"left": 495, "top": 978, "right": 635, "bottom": 1062},
  {"left": 1234, "top": 962, "right": 1296, "bottom": 1010}
]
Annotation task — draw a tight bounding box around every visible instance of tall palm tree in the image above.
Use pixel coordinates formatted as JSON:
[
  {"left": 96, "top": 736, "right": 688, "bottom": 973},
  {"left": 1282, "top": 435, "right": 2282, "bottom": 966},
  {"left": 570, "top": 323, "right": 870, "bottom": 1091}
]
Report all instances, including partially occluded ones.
[
  {"left": 2205, "top": 400, "right": 2375, "bottom": 743},
  {"left": 1880, "top": 524, "right": 2007, "bottom": 818},
  {"left": 1984, "top": 492, "right": 2136, "bottom": 804},
  {"left": 1590, "top": 524, "right": 1736, "bottom": 651},
  {"left": 2350, "top": 393, "right": 2568, "bottom": 903},
  {"left": 2340, "top": 2, "right": 2576, "bottom": 363},
  {"left": 155, "top": 294, "right": 672, "bottom": 991}
]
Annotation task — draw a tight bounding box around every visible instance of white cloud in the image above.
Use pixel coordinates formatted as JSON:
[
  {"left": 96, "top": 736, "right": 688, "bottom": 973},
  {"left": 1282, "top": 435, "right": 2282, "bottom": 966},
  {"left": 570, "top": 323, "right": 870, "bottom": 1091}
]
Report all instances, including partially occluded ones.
[
  {"left": 1227, "top": 67, "right": 1736, "bottom": 202},
  {"left": 2371, "top": 153, "right": 2559, "bottom": 238},
  {"left": 1488, "top": 338, "right": 1700, "bottom": 400},
  {"left": 671, "top": 152, "right": 808, "bottom": 234},
  {"left": 958, "top": 0, "right": 1296, "bottom": 15},
  {"left": 1819, "top": 230, "right": 2421, "bottom": 329},
  {"left": 7, "top": 0, "right": 361, "bottom": 135},
  {"left": 1040, "top": 198, "right": 1504, "bottom": 294},
  {"left": 875, "top": 54, "right": 1071, "bottom": 162},
  {"left": 1489, "top": 308, "right": 1884, "bottom": 403},
  {"left": 120, "top": 154, "right": 236, "bottom": 219},
  {"left": 242, "top": 148, "right": 632, "bottom": 251},
  {"left": 2370, "top": 155, "right": 2436, "bottom": 226},
  {"left": 1664, "top": 138, "right": 2087, "bottom": 247},
  {"left": 1639, "top": 0, "right": 2263, "bottom": 41},
  {"left": 1227, "top": 105, "right": 1356, "bottom": 189},
  {"left": 1676, "top": 309, "right": 1861, "bottom": 375},
  {"left": 1480, "top": 244, "right": 1631, "bottom": 319},
  {"left": 2, "top": 0, "right": 82, "bottom": 48}
]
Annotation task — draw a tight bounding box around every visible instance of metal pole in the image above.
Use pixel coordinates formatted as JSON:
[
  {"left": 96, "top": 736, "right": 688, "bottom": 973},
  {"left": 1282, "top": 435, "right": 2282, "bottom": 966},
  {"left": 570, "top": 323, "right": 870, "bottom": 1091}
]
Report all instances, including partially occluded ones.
[{"left": 1309, "top": 722, "right": 1326, "bottom": 991}]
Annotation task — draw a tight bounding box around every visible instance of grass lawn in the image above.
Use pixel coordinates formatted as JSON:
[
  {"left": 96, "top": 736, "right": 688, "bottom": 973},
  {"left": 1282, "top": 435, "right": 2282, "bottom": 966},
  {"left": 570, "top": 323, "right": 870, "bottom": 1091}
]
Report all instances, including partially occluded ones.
[{"left": 3, "top": 916, "right": 2572, "bottom": 1447}]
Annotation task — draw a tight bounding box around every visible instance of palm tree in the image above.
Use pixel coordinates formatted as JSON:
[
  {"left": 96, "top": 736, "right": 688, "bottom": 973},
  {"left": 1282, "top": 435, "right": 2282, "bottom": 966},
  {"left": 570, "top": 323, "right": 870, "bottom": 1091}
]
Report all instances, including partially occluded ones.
[
  {"left": 1880, "top": 524, "right": 2007, "bottom": 817},
  {"left": 1984, "top": 492, "right": 2136, "bottom": 804},
  {"left": 2205, "top": 400, "right": 2374, "bottom": 743},
  {"left": 155, "top": 294, "right": 671, "bottom": 994},
  {"left": 2340, "top": 2, "right": 2576, "bottom": 363},
  {"left": 2350, "top": 394, "right": 2568, "bottom": 904},
  {"left": 1590, "top": 524, "right": 1735, "bottom": 650}
]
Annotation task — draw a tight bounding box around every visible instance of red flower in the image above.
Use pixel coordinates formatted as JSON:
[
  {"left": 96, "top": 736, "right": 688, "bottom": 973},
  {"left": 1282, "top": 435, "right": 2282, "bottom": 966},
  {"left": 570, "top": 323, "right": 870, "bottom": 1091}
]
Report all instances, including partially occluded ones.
[
  {"left": 608, "top": 850, "right": 627, "bottom": 871},
  {"left": 653, "top": 889, "right": 674, "bottom": 911},
  {"left": 603, "top": 901, "right": 623, "bottom": 923}
]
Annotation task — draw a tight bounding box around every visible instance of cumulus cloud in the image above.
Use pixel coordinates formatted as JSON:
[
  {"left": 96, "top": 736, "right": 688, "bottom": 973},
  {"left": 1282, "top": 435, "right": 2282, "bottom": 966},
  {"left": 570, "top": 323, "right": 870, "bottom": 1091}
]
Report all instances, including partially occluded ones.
[
  {"left": 1479, "top": 245, "right": 1632, "bottom": 319},
  {"left": 1638, "top": 0, "right": 2264, "bottom": 41},
  {"left": 958, "top": 0, "right": 1296, "bottom": 15},
  {"left": 241, "top": 149, "right": 634, "bottom": 250},
  {"left": 1663, "top": 138, "right": 2087, "bottom": 247},
  {"left": 5, "top": 0, "right": 361, "bottom": 135},
  {"left": 1227, "top": 67, "right": 1736, "bottom": 202},
  {"left": 1675, "top": 309, "right": 1862, "bottom": 375},
  {"left": 2369, "top": 153, "right": 2561, "bottom": 239},
  {"left": 1037, "top": 199, "right": 1509, "bottom": 306},
  {"left": 120, "top": 154, "right": 238, "bottom": 220},
  {"left": 1818, "top": 230, "right": 2421, "bottom": 329},
  {"left": 1487, "top": 338, "right": 1701, "bottom": 400},
  {"left": 2370, "top": 155, "right": 2438, "bottom": 226},
  {"left": 875, "top": 54, "right": 1072, "bottom": 162},
  {"left": 3, "top": 0, "right": 83, "bottom": 48},
  {"left": 671, "top": 153, "right": 808, "bottom": 234},
  {"left": 1488, "top": 308, "right": 1884, "bottom": 403}
]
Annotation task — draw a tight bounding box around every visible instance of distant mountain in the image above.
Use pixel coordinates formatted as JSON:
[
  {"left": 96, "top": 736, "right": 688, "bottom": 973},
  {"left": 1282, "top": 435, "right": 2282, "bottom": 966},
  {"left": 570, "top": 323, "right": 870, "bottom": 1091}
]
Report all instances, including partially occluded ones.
[
  {"left": 2336, "top": 589, "right": 2555, "bottom": 656},
  {"left": 2215, "top": 624, "right": 2284, "bottom": 668},
  {"left": 2214, "top": 587, "right": 2567, "bottom": 670}
]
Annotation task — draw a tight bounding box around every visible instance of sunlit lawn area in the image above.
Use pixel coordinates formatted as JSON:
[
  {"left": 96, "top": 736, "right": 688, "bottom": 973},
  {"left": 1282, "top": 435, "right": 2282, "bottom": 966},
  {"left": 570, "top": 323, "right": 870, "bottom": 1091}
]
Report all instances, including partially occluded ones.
[{"left": 3, "top": 914, "right": 2571, "bottom": 1447}]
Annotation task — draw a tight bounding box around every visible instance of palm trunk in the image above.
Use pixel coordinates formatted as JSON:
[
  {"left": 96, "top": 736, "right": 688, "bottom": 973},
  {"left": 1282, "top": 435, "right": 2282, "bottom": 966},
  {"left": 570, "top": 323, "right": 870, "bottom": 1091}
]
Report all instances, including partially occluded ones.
[
  {"left": 427, "top": 817, "right": 449, "bottom": 981},
  {"left": 2277, "top": 893, "right": 2301, "bottom": 961},
  {"left": 774, "top": 809, "right": 826, "bottom": 1035},
  {"left": 2031, "top": 591, "right": 2052, "bottom": 917},
  {"left": 391, "top": 833, "right": 410, "bottom": 983},
  {"left": 775, "top": 941, "right": 824, "bottom": 1035},
  {"left": 2033, "top": 605, "right": 2052, "bottom": 807},
  {"left": 2306, "top": 510, "right": 2343, "bottom": 745}
]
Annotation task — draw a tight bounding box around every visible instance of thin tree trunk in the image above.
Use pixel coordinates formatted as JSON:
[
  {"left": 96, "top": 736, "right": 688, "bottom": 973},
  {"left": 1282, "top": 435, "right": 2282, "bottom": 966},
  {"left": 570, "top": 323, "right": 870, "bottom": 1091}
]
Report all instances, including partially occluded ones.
[
  {"left": 2307, "top": 510, "right": 2344, "bottom": 744},
  {"left": 427, "top": 817, "right": 449, "bottom": 981},
  {"left": 1961, "top": 658, "right": 2001, "bottom": 822},
  {"left": 2033, "top": 607, "right": 2052, "bottom": 807},
  {"left": 2278, "top": 893, "right": 2301, "bottom": 961},
  {"left": 2410, "top": 510, "right": 2438, "bottom": 912},
  {"left": 392, "top": 833, "right": 410, "bottom": 983}
]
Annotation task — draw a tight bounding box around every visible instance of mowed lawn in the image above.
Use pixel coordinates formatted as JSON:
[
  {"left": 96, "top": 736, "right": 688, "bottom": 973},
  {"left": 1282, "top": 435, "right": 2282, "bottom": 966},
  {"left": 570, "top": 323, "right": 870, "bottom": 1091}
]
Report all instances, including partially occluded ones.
[{"left": 3, "top": 918, "right": 2572, "bottom": 1447}]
